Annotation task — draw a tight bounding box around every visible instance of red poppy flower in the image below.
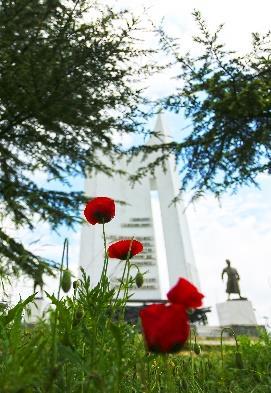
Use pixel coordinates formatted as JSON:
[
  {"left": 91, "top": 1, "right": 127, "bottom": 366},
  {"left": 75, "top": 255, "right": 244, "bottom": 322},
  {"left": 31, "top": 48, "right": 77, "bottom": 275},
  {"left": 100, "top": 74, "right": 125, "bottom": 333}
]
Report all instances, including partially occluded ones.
[
  {"left": 84, "top": 197, "right": 115, "bottom": 225},
  {"left": 107, "top": 239, "right": 143, "bottom": 260},
  {"left": 167, "top": 278, "right": 204, "bottom": 309},
  {"left": 140, "top": 303, "right": 189, "bottom": 353}
]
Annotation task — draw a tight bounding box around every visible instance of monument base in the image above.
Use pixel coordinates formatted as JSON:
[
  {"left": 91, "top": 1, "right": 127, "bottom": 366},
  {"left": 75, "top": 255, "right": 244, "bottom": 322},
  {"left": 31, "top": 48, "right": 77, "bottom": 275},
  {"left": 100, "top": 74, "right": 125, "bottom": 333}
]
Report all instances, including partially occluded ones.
[
  {"left": 216, "top": 300, "right": 262, "bottom": 336},
  {"left": 195, "top": 325, "right": 223, "bottom": 338},
  {"left": 224, "top": 324, "right": 265, "bottom": 337},
  {"left": 216, "top": 299, "right": 257, "bottom": 325}
]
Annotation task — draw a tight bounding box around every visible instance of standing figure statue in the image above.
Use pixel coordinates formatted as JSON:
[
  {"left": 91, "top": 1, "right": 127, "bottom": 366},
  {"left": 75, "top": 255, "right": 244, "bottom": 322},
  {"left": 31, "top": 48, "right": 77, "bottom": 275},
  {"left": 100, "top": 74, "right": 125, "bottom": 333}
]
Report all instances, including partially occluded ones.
[{"left": 221, "top": 259, "right": 245, "bottom": 300}]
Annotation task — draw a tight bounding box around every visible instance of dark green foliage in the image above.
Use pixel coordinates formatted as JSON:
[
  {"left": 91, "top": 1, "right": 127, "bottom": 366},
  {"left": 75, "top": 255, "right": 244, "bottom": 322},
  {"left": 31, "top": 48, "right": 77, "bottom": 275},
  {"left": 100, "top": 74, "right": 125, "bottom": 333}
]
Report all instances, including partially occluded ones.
[
  {"left": 0, "top": 0, "right": 154, "bottom": 280},
  {"left": 0, "top": 227, "right": 56, "bottom": 277},
  {"left": 167, "top": 10, "right": 271, "bottom": 197},
  {"left": 130, "top": 11, "right": 271, "bottom": 201}
]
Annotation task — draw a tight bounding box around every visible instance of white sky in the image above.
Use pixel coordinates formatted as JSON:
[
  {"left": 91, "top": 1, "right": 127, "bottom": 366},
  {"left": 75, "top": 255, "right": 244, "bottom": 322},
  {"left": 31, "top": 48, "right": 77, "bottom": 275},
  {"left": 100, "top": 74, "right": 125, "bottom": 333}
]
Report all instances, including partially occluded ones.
[{"left": 5, "top": 0, "right": 271, "bottom": 327}]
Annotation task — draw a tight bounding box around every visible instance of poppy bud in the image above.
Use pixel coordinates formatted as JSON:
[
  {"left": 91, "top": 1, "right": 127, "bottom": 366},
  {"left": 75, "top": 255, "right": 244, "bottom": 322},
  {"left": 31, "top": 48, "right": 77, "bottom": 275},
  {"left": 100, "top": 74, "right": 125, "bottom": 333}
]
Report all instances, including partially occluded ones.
[
  {"left": 235, "top": 351, "right": 243, "bottom": 369},
  {"left": 61, "top": 269, "right": 72, "bottom": 293},
  {"left": 75, "top": 307, "right": 84, "bottom": 321},
  {"left": 135, "top": 272, "right": 144, "bottom": 288},
  {"left": 193, "top": 343, "right": 201, "bottom": 355},
  {"left": 73, "top": 280, "right": 79, "bottom": 290}
]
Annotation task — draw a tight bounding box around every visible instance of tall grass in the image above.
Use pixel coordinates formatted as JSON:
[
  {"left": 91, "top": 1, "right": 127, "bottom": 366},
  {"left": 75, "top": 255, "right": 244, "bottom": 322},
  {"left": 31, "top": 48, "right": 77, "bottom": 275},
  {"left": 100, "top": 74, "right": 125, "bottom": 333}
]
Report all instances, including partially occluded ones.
[
  {"left": 0, "top": 206, "right": 270, "bottom": 392},
  {"left": 0, "top": 266, "right": 270, "bottom": 392}
]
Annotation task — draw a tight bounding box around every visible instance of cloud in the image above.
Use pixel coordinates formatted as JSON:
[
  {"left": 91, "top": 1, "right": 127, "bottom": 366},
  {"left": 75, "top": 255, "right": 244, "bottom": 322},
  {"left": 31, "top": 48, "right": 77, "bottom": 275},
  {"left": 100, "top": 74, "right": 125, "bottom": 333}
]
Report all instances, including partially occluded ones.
[
  {"left": 106, "top": 0, "right": 271, "bottom": 53},
  {"left": 105, "top": 0, "right": 271, "bottom": 104}
]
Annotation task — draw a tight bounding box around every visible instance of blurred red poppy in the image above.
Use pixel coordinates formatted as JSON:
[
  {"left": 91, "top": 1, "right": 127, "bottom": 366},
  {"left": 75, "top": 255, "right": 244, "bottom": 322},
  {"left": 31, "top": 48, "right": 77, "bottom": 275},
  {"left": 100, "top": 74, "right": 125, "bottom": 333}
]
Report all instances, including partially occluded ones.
[
  {"left": 167, "top": 278, "right": 204, "bottom": 309},
  {"left": 140, "top": 303, "right": 189, "bottom": 353},
  {"left": 107, "top": 239, "right": 143, "bottom": 260},
  {"left": 84, "top": 197, "right": 115, "bottom": 225}
]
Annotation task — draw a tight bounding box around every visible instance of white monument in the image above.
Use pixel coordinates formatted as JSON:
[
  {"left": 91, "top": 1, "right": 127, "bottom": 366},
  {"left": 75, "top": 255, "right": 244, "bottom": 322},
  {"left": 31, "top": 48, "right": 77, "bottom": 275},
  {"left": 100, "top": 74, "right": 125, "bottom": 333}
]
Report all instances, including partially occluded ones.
[{"left": 79, "top": 115, "right": 200, "bottom": 299}]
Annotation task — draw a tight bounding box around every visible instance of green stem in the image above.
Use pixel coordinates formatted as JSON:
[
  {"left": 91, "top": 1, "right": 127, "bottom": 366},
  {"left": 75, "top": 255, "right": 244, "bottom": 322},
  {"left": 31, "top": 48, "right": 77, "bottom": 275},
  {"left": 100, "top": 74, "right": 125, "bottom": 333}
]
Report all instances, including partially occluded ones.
[
  {"left": 162, "top": 355, "right": 169, "bottom": 392},
  {"left": 114, "top": 237, "right": 134, "bottom": 305},
  {"left": 114, "top": 258, "right": 129, "bottom": 303},
  {"left": 102, "top": 222, "right": 109, "bottom": 285},
  {"left": 57, "top": 238, "right": 69, "bottom": 301},
  {"left": 220, "top": 327, "right": 239, "bottom": 366},
  {"left": 70, "top": 285, "right": 78, "bottom": 330},
  {"left": 189, "top": 327, "right": 192, "bottom": 357},
  {"left": 123, "top": 260, "right": 131, "bottom": 301},
  {"left": 190, "top": 326, "right": 197, "bottom": 349},
  {"left": 99, "top": 221, "right": 108, "bottom": 291},
  {"left": 81, "top": 342, "right": 85, "bottom": 393},
  {"left": 52, "top": 238, "right": 69, "bottom": 384}
]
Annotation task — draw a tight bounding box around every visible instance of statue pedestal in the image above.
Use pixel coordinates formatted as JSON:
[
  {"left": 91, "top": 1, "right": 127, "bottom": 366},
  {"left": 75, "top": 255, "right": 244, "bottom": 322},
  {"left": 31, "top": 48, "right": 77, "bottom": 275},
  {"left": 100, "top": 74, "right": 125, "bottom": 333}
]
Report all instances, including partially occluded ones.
[{"left": 216, "top": 300, "right": 257, "bottom": 326}]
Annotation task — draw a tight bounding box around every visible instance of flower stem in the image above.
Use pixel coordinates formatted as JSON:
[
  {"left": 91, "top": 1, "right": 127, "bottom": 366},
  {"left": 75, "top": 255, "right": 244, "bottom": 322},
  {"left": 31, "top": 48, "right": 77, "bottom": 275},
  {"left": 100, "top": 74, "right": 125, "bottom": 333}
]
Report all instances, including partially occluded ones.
[
  {"left": 220, "top": 327, "right": 239, "bottom": 366},
  {"left": 81, "top": 342, "right": 85, "bottom": 393},
  {"left": 123, "top": 260, "right": 131, "bottom": 301},
  {"left": 99, "top": 221, "right": 108, "bottom": 291},
  {"left": 52, "top": 238, "right": 69, "bottom": 379},
  {"left": 114, "top": 237, "right": 134, "bottom": 306},
  {"left": 114, "top": 259, "right": 129, "bottom": 303},
  {"left": 102, "top": 222, "right": 109, "bottom": 282}
]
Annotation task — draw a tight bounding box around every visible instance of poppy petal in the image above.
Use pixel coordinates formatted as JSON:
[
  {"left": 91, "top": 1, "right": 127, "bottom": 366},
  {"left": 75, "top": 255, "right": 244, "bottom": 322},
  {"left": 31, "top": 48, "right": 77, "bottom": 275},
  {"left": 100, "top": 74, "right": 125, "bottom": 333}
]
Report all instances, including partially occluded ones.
[
  {"left": 140, "top": 303, "right": 189, "bottom": 353},
  {"left": 107, "top": 239, "right": 143, "bottom": 260},
  {"left": 167, "top": 278, "right": 204, "bottom": 309},
  {"left": 84, "top": 197, "right": 115, "bottom": 225}
]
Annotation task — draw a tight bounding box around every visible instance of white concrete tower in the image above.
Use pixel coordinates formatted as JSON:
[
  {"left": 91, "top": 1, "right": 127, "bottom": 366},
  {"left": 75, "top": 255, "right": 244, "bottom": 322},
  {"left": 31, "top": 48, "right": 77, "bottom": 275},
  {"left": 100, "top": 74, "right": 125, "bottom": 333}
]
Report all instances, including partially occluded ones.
[{"left": 79, "top": 114, "right": 200, "bottom": 299}]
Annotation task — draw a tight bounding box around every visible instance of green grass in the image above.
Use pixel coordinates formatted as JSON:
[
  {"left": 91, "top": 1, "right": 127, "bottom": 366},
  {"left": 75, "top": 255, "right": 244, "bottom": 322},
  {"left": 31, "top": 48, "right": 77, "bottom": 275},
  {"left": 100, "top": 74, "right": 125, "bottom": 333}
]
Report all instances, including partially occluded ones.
[{"left": 0, "top": 270, "right": 270, "bottom": 393}]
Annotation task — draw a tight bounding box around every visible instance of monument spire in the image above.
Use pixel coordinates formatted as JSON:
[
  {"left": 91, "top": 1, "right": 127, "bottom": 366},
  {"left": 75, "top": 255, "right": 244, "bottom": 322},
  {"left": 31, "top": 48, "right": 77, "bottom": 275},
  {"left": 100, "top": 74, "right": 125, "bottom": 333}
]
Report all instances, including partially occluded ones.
[
  {"left": 79, "top": 114, "right": 200, "bottom": 299},
  {"left": 148, "top": 112, "right": 170, "bottom": 145}
]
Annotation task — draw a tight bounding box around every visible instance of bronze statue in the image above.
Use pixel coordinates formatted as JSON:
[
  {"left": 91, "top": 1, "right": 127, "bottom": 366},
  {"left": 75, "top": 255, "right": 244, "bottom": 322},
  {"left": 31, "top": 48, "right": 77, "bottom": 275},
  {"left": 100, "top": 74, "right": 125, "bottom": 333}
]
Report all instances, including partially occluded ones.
[{"left": 221, "top": 259, "right": 245, "bottom": 300}]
